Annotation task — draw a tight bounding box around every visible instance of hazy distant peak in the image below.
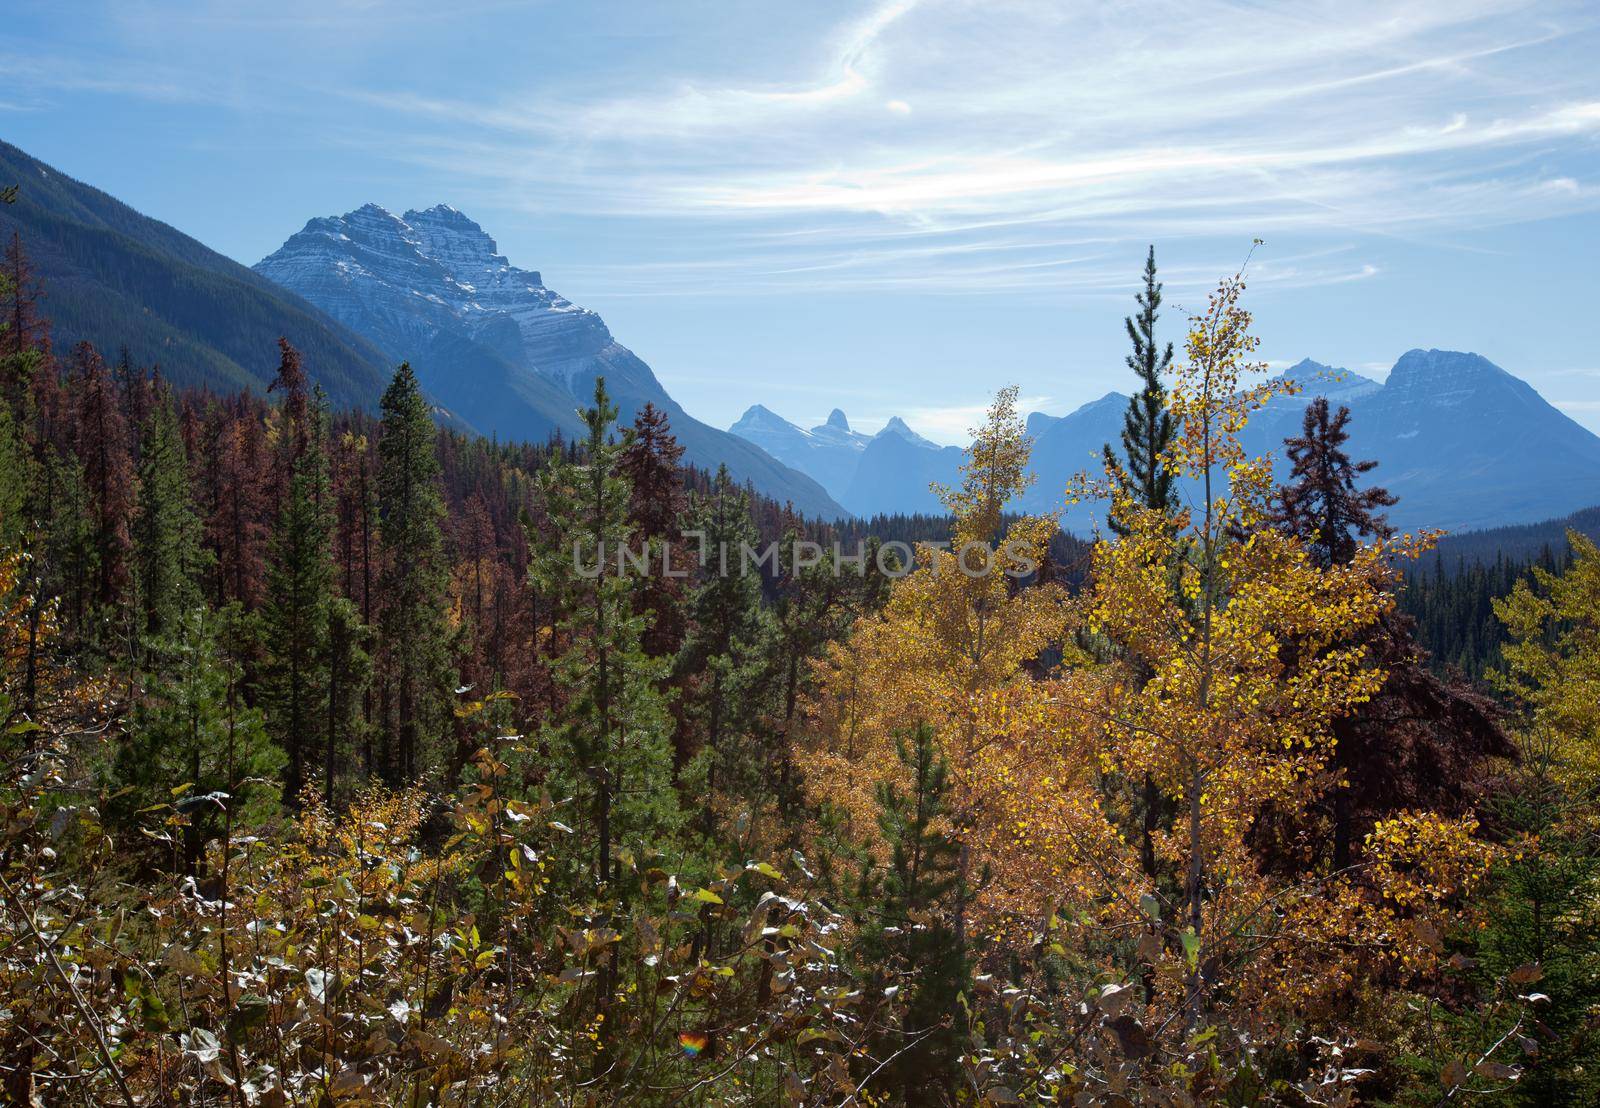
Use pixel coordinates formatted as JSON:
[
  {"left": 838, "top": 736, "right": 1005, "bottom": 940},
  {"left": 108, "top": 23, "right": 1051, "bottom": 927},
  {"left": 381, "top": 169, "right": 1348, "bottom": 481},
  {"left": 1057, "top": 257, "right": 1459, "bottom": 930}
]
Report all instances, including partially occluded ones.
[
  {"left": 877, "top": 416, "right": 938, "bottom": 449},
  {"left": 825, "top": 408, "right": 850, "bottom": 431}
]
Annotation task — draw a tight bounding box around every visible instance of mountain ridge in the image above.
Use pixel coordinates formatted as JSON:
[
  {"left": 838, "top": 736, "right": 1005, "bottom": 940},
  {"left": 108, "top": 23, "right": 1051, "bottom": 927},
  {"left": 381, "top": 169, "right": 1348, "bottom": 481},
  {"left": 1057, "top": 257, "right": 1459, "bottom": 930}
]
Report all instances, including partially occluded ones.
[
  {"left": 735, "top": 351, "right": 1600, "bottom": 532},
  {"left": 257, "top": 204, "right": 844, "bottom": 519},
  {"left": 0, "top": 139, "right": 396, "bottom": 410}
]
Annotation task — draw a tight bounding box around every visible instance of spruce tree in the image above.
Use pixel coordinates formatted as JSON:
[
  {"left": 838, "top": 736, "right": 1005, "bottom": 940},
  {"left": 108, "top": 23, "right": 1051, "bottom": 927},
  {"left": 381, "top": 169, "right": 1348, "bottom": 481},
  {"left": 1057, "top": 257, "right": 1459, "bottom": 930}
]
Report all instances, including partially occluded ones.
[
  {"left": 72, "top": 343, "right": 134, "bottom": 616},
  {"left": 132, "top": 389, "right": 207, "bottom": 643},
  {"left": 374, "top": 363, "right": 451, "bottom": 784},
  {"left": 675, "top": 465, "right": 769, "bottom": 827},
  {"left": 618, "top": 402, "right": 687, "bottom": 660},
  {"left": 1102, "top": 245, "right": 1177, "bottom": 533},
  {"left": 528, "top": 378, "right": 680, "bottom": 1066},
  {"left": 1100, "top": 249, "right": 1180, "bottom": 884},
  {"left": 261, "top": 388, "right": 334, "bottom": 804},
  {"left": 529, "top": 376, "right": 679, "bottom": 895},
  {"left": 112, "top": 604, "right": 281, "bottom": 873},
  {"left": 1266, "top": 401, "right": 1508, "bottom": 872},
  {"left": 1271, "top": 396, "right": 1396, "bottom": 568},
  {"left": 856, "top": 724, "right": 967, "bottom": 1100},
  {"left": 324, "top": 597, "right": 372, "bottom": 806}
]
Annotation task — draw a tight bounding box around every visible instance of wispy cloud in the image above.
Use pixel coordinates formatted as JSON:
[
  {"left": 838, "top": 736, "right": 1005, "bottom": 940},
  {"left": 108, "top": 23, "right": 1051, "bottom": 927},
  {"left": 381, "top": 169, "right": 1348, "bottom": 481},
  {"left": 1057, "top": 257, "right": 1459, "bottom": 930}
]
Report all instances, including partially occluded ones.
[
  {"left": 8, "top": 0, "right": 1600, "bottom": 298},
  {"left": 321, "top": 0, "right": 1600, "bottom": 291}
]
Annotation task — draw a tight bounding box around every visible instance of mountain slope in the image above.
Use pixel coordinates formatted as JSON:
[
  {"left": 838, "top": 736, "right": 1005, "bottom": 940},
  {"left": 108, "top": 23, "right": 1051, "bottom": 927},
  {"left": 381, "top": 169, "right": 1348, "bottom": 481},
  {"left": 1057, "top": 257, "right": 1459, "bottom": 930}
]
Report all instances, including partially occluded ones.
[
  {"left": 256, "top": 204, "right": 843, "bottom": 518},
  {"left": 0, "top": 140, "right": 394, "bottom": 409}
]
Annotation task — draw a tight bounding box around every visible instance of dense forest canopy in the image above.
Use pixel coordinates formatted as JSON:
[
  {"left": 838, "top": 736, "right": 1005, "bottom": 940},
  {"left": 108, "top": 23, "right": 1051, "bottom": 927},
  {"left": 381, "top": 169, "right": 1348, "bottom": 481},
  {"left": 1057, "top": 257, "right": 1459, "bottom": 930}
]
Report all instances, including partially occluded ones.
[{"left": 3, "top": 226, "right": 1599, "bottom": 1106}]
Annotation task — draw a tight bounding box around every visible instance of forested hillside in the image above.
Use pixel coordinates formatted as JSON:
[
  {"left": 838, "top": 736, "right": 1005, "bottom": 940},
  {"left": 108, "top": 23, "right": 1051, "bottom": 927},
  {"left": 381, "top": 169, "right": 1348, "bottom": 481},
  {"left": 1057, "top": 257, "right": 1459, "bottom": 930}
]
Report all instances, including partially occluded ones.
[
  {"left": 0, "top": 142, "right": 395, "bottom": 409},
  {"left": 4, "top": 230, "right": 1600, "bottom": 1105}
]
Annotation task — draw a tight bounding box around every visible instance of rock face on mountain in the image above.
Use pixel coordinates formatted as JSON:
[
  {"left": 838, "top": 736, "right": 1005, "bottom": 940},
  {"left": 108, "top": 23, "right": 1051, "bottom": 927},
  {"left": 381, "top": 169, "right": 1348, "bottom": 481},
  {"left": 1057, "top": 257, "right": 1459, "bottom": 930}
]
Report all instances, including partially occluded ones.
[
  {"left": 750, "top": 352, "right": 1600, "bottom": 532},
  {"left": 256, "top": 205, "right": 843, "bottom": 519}
]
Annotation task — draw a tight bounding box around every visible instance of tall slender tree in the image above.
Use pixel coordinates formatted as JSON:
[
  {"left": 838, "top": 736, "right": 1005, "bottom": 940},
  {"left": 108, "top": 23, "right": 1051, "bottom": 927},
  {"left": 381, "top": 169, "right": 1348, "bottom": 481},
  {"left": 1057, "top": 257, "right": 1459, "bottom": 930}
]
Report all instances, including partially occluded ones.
[
  {"left": 530, "top": 377, "right": 679, "bottom": 895},
  {"left": 132, "top": 388, "right": 206, "bottom": 642},
  {"left": 1100, "top": 247, "right": 1181, "bottom": 884},
  {"left": 261, "top": 386, "right": 335, "bottom": 804},
  {"left": 72, "top": 343, "right": 134, "bottom": 615},
  {"left": 374, "top": 364, "right": 451, "bottom": 783},
  {"left": 528, "top": 378, "right": 679, "bottom": 1068},
  {"left": 1103, "top": 245, "right": 1178, "bottom": 533},
  {"left": 618, "top": 402, "right": 687, "bottom": 660},
  {"left": 676, "top": 465, "right": 769, "bottom": 828}
]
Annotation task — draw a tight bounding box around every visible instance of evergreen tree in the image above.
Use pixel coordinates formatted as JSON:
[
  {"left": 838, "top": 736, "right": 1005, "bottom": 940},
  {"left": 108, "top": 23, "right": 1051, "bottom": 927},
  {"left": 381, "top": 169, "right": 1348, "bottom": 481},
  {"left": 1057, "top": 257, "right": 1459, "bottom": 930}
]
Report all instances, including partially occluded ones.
[
  {"left": 856, "top": 724, "right": 966, "bottom": 1101},
  {"left": 675, "top": 465, "right": 770, "bottom": 827},
  {"left": 1100, "top": 249, "right": 1180, "bottom": 884},
  {"left": 530, "top": 377, "right": 679, "bottom": 896},
  {"left": 1264, "top": 402, "right": 1507, "bottom": 873},
  {"left": 72, "top": 343, "right": 134, "bottom": 616},
  {"left": 528, "top": 378, "right": 680, "bottom": 1066},
  {"left": 1271, "top": 395, "right": 1396, "bottom": 567},
  {"left": 374, "top": 364, "right": 451, "bottom": 783},
  {"left": 1102, "top": 245, "right": 1177, "bottom": 533},
  {"left": 0, "top": 233, "right": 49, "bottom": 424},
  {"left": 323, "top": 597, "right": 372, "bottom": 806},
  {"left": 260, "top": 389, "right": 334, "bottom": 804},
  {"left": 111, "top": 604, "right": 282, "bottom": 873},
  {"left": 618, "top": 402, "right": 687, "bottom": 660},
  {"left": 132, "top": 388, "right": 207, "bottom": 643}
]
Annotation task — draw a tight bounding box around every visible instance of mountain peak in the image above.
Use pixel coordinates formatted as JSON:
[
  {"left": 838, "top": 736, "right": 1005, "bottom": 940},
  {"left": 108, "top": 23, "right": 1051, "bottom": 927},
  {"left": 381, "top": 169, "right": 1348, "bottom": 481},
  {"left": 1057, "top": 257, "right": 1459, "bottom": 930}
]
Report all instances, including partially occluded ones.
[
  {"left": 1274, "top": 358, "right": 1381, "bottom": 402},
  {"left": 402, "top": 204, "right": 507, "bottom": 275},
  {"left": 876, "top": 416, "right": 938, "bottom": 449},
  {"left": 1388, "top": 348, "right": 1509, "bottom": 386},
  {"left": 735, "top": 403, "right": 786, "bottom": 424},
  {"left": 826, "top": 408, "right": 850, "bottom": 431}
]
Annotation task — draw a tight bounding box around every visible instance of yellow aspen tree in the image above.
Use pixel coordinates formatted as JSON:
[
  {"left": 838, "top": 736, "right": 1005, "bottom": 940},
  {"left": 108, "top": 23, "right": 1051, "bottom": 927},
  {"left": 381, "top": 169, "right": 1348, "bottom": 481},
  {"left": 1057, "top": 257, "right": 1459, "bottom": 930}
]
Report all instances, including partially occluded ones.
[
  {"left": 1051, "top": 271, "right": 1493, "bottom": 1054},
  {"left": 804, "top": 385, "right": 1072, "bottom": 945}
]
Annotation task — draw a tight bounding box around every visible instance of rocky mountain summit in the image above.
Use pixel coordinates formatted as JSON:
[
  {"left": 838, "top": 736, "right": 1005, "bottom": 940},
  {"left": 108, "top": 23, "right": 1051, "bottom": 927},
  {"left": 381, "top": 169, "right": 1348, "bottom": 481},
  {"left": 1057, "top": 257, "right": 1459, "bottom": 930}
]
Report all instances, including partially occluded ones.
[{"left": 256, "top": 205, "right": 843, "bottom": 518}]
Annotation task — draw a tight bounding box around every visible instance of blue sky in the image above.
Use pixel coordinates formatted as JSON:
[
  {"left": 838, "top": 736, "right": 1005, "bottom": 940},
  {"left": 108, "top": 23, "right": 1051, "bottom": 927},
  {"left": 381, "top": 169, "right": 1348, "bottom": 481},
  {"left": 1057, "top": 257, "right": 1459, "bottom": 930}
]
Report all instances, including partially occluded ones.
[{"left": 5, "top": 0, "right": 1600, "bottom": 442}]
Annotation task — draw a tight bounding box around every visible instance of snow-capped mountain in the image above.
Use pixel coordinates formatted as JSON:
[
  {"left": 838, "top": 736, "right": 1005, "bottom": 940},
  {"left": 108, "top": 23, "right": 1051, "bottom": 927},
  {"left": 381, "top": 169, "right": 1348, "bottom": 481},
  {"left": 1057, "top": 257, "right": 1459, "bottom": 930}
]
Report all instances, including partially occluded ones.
[
  {"left": 744, "top": 351, "right": 1600, "bottom": 532},
  {"left": 255, "top": 205, "right": 843, "bottom": 519}
]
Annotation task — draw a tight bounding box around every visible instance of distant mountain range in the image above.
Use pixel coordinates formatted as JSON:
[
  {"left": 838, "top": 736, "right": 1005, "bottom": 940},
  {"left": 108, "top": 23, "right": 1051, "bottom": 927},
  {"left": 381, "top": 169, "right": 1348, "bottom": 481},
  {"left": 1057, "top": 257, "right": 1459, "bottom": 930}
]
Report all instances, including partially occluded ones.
[
  {"left": 727, "top": 405, "right": 944, "bottom": 512},
  {"left": 255, "top": 204, "right": 843, "bottom": 518},
  {"left": 0, "top": 140, "right": 394, "bottom": 410},
  {"left": 733, "top": 352, "right": 1600, "bottom": 533}
]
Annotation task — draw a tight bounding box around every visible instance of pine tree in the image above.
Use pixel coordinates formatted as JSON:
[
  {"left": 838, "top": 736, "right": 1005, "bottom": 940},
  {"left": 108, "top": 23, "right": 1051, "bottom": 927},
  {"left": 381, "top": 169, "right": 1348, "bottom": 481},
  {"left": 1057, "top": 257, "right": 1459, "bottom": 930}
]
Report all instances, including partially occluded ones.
[
  {"left": 71, "top": 343, "right": 134, "bottom": 615},
  {"left": 1102, "top": 245, "right": 1177, "bottom": 534},
  {"left": 260, "top": 388, "right": 334, "bottom": 804},
  {"left": 529, "top": 377, "right": 679, "bottom": 896},
  {"left": 856, "top": 723, "right": 966, "bottom": 1101},
  {"left": 132, "top": 388, "right": 207, "bottom": 643},
  {"left": 374, "top": 364, "right": 451, "bottom": 783},
  {"left": 1264, "top": 399, "right": 1504, "bottom": 872},
  {"left": 111, "top": 604, "right": 282, "bottom": 873},
  {"left": 675, "top": 465, "right": 769, "bottom": 827},
  {"left": 618, "top": 402, "right": 687, "bottom": 660},
  {"left": 323, "top": 597, "right": 372, "bottom": 806},
  {"left": 528, "top": 378, "right": 680, "bottom": 1066},
  {"left": 0, "top": 234, "right": 49, "bottom": 422}
]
